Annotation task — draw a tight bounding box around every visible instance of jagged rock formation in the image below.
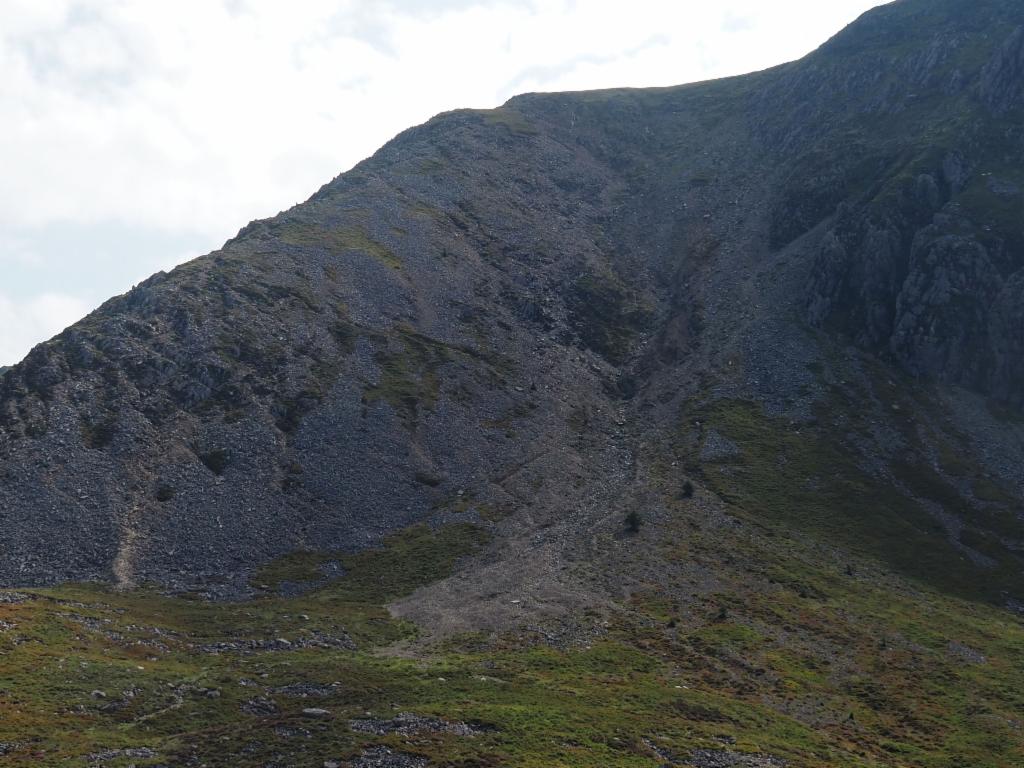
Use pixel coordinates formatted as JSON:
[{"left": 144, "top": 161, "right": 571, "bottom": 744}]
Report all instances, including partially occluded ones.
[{"left": 0, "top": 0, "right": 1022, "bottom": 611}]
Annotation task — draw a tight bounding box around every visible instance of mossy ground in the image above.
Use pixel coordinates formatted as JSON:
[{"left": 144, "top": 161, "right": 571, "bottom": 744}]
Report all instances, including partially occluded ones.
[
  {"left": 478, "top": 107, "right": 538, "bottom": 137},
  {"left": 361, "top": 325, "right": 511, "bottom": 429},
  {"left": 676, "top": 379, "right": 1024, "bottom": 605},
  {"left": 277, "top": 222, "right": 402, "bottom": 270},
  {"left": 362, "top": 327, "right": 456, "bottom": 427}
]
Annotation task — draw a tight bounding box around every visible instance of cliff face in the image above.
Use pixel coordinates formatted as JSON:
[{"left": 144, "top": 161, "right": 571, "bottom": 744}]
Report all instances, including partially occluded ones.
[
  {"left": 1, "top": 0, "right": 1022, "bottom": 608},
  {"left": 799, "top": 6, "right": 1024, "bottom": 400}
]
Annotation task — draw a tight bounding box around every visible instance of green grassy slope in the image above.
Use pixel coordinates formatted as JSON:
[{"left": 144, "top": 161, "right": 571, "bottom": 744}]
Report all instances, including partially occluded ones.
[{"left": 2, "top": 509, "right": 1021, "bottom": 768}]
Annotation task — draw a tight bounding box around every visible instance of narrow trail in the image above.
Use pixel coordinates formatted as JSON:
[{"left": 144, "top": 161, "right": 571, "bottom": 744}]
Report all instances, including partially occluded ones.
[{"left": 112, "top": 506, "right": 141, "bottom": 590}]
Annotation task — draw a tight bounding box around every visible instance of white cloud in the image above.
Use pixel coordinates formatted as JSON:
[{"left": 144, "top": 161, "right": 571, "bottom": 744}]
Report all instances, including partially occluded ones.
[
  {"left": 0, "top": 0, "right": 882, "bottom": 364},
  {"left": 0, "top": 291, "right": 92, "bottom": 365}
]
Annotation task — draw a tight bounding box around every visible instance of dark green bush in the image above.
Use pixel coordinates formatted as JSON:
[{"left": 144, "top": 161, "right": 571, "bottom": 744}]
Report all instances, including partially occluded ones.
[
  {"left": 199, "top": 448, "right": 230, "bottom": 475},
  {"left": 624, "top": 511, "right": 642, "bottom": 533}
]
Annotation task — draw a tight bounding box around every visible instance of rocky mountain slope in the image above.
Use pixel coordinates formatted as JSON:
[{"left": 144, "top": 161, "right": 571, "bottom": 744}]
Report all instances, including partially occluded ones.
[
  {"left": 0, "top": 2, "right": 1023, "bottom": 764},
  {"left": 2, "top": 0, "right": 1022, "bottom": 599}
]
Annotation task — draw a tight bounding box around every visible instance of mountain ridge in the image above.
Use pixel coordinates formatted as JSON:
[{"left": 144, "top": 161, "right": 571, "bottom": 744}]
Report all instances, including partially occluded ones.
[{"left": 0, "top": 0, "right": 1021, "bottom": 604}]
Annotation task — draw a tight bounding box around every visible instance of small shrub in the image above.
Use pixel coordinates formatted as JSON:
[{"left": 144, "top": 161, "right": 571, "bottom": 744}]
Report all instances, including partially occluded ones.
[
  {"left": 624, "top": 511, "right": 642, "bottom": 534},
  {"left": 681, "top": 480, "right": 695, "bottom": 499},
  {"left": 199, "top": 448, "right": 230, "bottom": 476},
  {"left": 414, "top": 471, "right": 443, "bottom": 487},
  {"left": 82, "top": 416, "right": 117, "bottom": 450},
  {"left": 275, "top": 390, "right": 322, "bottom": 434},
  {"left": 281, "top": 461, "right": 304, "bottom": 493},
  {"left": 155, "top": 485, "right": 175, "bottom": 503}
]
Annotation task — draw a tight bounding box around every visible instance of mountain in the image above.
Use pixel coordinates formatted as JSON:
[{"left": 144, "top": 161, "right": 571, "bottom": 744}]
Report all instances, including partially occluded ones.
[{"left": 1, "top": 1, "right": 1023, "bottom": 766}]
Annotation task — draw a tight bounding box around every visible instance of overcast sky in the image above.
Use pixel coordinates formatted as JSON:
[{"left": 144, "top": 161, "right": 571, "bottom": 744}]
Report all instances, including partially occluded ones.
[{"left": 0, "top": 0, "right": 883, "bottom": 366}]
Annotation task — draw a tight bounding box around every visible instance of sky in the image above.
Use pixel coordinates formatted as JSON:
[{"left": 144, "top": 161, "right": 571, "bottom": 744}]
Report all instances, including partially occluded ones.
[{"left": 0, "top": 0, "right": 883, "bottom": 366}]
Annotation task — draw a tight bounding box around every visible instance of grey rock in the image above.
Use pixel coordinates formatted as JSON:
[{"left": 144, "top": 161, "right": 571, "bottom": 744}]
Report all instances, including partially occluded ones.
[
  {"left": 948, "top": 640, "right": 988, "bottom": 665},
  {"left": 979, "top": 26, "right": 1024, "bottom": 114},
  {"left": 86, "top": 747, "right": 159, "bottom": 763},
  {"left": 349, "top": 747, "right": 429, "bottom": 768},
  {"left": 700, "top": 429, "right": 741, "bottom": 462},
  {"left": 688, "top": 749, "right": 787, "bottom": 768},
  {"left": 349, "top": 712, "right": 491, "bottom": 737},
  {"left": 241, "top": 697, "right": 278, "bottom": 716}
]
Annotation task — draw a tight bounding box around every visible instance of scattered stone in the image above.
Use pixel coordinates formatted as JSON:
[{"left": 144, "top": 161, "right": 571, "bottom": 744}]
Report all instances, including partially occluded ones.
[
  {"left": 274, "top": 682, "right": 336, "bottom": 698},
  {"left": 301, "top": 707, "right": 331, "bottom": 718},
  {"left": 349, "top": 712, "right": 491, "bottom": 737},
  {"left": 195, "top": 630, "right": 354, "bottom": 654},
  {"left": 274, "top": 725, "right": 311, "bottom": 739},
  {"left": 86, "top": 747, "right": 158, "bottom": 763},
  {"left": 688, "top": 749, "right": 786, "bottom": 767},
  {"left": 699, "top": 429, "right": 741, "bottom": 462},
  {"left": 643, "top": 737, "right": 684, "bottom": 764},
  {"left": 947, "top": 640, "right": 987, "bottom": 665},
  {"left": 349, "top": 746, "right": 429, "bottom": 767},
  {"left": 241, "top": 696, "right": 279, "bottom": 716}
]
